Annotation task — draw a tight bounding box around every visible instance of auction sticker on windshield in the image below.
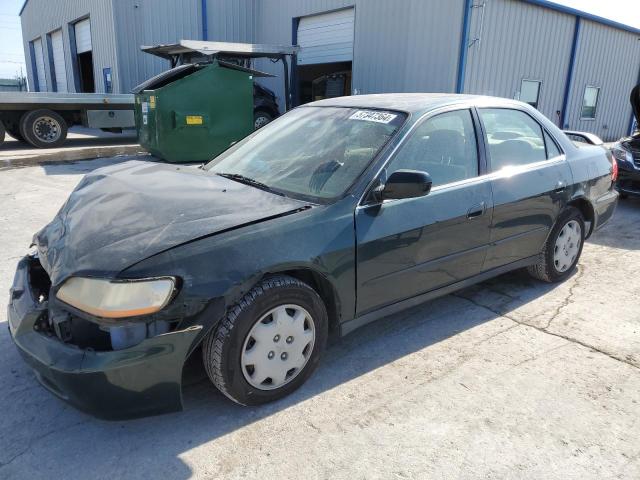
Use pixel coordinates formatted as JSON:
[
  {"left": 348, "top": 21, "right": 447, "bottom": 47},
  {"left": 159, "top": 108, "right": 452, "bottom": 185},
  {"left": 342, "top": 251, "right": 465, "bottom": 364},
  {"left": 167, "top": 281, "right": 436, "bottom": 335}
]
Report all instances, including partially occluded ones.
[{"left": 349, "top": 110, "right": 398, "bottom": 124}]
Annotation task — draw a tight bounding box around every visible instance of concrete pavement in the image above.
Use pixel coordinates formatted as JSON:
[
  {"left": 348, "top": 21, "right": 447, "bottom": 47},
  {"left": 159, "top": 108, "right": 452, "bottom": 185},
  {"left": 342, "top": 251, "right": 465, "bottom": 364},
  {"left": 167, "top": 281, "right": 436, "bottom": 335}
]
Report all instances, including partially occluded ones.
[{"left": 0, "top": 157, "right": 638, "bottom": 479}]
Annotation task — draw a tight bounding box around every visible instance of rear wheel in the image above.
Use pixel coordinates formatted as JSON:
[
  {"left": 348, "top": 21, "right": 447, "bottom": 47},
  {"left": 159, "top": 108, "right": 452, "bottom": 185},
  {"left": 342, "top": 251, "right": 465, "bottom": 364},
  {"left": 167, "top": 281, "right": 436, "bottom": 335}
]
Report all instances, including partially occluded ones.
[
  {"left": 20, "top": 109, "right": 68, "bottom": 148},
  {"left": 527, "top": 206, "right": 585, "bottom": 283},
  {"left": 202, "top": 275, "right": 328, "bottom": 405},
  {"left": 254, "top": 110, "right": 273, "bottom": 130}
]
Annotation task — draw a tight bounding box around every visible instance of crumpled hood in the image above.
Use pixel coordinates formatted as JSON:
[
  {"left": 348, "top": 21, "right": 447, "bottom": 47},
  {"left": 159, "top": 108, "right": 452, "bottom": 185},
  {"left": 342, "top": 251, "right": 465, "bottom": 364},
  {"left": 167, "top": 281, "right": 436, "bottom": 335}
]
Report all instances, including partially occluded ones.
[{"left": 34, "top": 161, "right": 309, "bottom": 285}]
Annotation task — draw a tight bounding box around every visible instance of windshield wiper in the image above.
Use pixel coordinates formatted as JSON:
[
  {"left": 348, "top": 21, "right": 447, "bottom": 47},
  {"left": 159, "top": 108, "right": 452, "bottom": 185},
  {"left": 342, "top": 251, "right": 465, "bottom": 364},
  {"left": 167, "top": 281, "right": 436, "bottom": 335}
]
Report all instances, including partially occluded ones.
[{"left": 216, "top": 173, "right": 284, "bottom": 196}]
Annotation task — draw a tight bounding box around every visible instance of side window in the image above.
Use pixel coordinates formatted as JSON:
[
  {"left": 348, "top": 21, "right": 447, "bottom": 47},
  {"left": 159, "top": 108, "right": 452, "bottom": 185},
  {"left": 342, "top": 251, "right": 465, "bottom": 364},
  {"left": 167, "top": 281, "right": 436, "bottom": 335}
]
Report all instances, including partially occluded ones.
[
  {"left": 387, "top": 109, "right": 479, "bottom": 187},
  {"left": 544, "top": 131, "right": 562, "bottom": 158},
  {"left": 479, "top": 108, "right": 547, "bottom": 171}
]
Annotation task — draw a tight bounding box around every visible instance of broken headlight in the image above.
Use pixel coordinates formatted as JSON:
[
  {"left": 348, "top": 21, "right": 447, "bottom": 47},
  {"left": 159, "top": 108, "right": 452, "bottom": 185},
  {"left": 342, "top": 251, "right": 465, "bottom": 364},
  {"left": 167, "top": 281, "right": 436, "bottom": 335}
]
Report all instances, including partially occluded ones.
[{"left": 56, "top": 277, "right": 176, "bottom": 319}]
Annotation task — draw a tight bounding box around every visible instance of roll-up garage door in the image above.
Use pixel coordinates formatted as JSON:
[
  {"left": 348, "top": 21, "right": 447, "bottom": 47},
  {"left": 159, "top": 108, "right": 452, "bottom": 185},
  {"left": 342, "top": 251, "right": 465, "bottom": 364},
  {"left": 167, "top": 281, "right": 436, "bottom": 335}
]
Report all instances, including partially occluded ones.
[
  {"left": 297, "top": 8, "right": 354, "bottom": 65},
  {"left": 75, "top": 18, "right": 92, "bottom": 53},
  {"left": 33, "top": 38, "right": 46, "bottom": 91},
  {"left": 51, "top": 30, "right": 67, "bottom": 92}
]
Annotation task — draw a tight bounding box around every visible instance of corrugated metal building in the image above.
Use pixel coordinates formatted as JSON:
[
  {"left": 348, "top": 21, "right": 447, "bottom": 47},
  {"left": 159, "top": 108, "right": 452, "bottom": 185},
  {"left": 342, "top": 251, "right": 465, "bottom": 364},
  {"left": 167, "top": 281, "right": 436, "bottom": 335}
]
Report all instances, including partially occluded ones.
[{"left": 19, "top": 0, "right": 640, "bottom": 140}]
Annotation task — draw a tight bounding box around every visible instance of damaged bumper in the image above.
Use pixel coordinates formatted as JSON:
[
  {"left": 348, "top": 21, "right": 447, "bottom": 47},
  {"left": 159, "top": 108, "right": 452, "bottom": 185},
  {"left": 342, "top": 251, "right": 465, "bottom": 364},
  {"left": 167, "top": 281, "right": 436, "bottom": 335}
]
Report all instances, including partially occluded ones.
[{"left": 8, "top": 256, "right": 202, "bottom": 420}]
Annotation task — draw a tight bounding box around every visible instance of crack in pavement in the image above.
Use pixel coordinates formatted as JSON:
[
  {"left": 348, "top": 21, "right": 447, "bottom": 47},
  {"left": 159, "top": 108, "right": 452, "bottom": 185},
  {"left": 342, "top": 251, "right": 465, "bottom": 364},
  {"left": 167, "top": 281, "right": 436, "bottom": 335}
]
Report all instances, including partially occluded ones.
[
  {"left": 0, "top": 418, "right": 91, "bottom": 470},
  {"left": 452, "top": 292, "right": 640, "bottom": 372},
  {"left": 543, "top": 266, "right": 585, "bottom": 330}
]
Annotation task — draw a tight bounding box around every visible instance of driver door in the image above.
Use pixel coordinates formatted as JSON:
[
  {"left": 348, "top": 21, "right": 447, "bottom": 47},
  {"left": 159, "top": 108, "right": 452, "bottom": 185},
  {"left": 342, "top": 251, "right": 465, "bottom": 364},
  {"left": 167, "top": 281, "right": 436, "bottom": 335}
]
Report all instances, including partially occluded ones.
[{"left": 355, "top": 108, "right": 494, "bottom": 315}]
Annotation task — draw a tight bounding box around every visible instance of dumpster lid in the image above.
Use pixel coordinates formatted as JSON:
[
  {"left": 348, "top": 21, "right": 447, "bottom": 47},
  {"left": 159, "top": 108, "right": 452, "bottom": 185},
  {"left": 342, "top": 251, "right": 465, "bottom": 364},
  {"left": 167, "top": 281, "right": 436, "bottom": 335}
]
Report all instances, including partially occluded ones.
[
  {"left": 131, "top": 61, "right": 274, "bottom": 93},
  {"left": 141, "top": 40, "right": 299, "bottom": 61},
  {"left": 131, "top": 64, "right": 198, "bottom": 93}
]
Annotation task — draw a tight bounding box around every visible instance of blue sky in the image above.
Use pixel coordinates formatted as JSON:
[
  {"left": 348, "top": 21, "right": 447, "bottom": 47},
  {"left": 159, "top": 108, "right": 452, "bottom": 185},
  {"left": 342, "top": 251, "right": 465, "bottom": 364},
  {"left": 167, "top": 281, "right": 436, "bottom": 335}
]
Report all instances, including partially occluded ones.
[{"left": 0, "top": 0, "right": 639, "bottom": 79}]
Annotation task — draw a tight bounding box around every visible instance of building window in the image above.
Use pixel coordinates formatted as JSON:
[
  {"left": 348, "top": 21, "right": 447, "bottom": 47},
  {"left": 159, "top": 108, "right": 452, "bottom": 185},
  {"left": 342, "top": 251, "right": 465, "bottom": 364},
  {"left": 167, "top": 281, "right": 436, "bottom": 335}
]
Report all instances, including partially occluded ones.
[
  {"left": 581, "top": 86, "right": 600, "bottom": 120},
  {"left": 520, "top": 80, "right": 541, "bottom": 109}
]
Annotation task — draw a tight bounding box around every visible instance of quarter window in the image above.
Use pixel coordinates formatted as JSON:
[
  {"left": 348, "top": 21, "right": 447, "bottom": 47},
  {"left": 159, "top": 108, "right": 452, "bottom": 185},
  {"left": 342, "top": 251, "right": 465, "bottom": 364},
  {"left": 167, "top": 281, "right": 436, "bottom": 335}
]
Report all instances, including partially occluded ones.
[
  {"left": 386, "top": 109, "right": 479, "bottom": 187},
  {"left": 544, "top": 131, "right": 562, "bottom": 158},
  {"left": 479, "top": 108, "right": 547, "bottom": 171},
  {"left": 581, "top": 86, "right": 600, "bottom": 119},
  {"left": 520, "top": 80, "right": 541, "bottom": 109}
]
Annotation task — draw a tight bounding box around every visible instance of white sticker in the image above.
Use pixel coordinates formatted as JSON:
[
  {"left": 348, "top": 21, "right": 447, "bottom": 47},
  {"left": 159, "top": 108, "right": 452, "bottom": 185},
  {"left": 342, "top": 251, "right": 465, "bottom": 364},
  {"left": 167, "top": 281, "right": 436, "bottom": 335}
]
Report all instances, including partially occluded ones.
[
  {"left": 142, "top": 114, "right": 148, "bottom": 125},
  {"left": 141, "top": 102, "right": 149, "bottom": 113},
  {"left": 349, "top": 110, "right": 398, "bottom": 124}
]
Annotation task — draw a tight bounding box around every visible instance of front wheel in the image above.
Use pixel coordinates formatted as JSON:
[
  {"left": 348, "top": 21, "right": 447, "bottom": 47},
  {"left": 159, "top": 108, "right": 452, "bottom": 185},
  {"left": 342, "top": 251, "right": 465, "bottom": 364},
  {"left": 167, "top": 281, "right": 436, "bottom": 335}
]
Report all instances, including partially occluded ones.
[
  {"left": 527, "top": 206, "right": 585, "bottom": 283},
  {"left": 254, "top": 110, "right": 273, "bottom": 130},
  {"left": 202, "top": 275, "right": 328, "bottom": 405}
]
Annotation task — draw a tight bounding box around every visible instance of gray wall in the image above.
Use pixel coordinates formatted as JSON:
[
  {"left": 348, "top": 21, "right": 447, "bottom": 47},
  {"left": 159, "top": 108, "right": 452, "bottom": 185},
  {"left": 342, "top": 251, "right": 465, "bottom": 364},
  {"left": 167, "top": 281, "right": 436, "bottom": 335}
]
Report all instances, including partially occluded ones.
[
  {"left": 250, "top": 0, "right": 464, "bottom": 111},
  {"left": 20, "top": 0, "right": 119, "bottom": 93},
  {"left": 112, "top": 0, "right": 202, "bottom": 93},
  {"left": 565, "top": 19, "right": 640, "bottom": 141},
  {"left": 463, "top": 0, "right": 575, "bottom": 125},
  {"left": 205, "top": 0, "right": 256, "bottom": 43}
]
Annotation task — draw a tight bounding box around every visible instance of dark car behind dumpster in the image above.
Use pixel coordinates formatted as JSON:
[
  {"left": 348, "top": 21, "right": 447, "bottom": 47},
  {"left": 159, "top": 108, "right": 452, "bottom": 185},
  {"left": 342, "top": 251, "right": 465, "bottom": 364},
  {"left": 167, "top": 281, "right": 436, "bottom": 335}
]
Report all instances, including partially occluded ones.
[{"left": 8, "top": 93, "right": 618, "bottom": 419}]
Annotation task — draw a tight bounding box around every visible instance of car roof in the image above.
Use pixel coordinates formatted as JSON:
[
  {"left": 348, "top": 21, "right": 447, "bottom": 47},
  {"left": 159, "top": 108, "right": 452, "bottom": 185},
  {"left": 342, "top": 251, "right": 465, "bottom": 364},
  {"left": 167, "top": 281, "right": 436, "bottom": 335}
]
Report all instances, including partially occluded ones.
[{"left": 306, "top": 93, "right": 525, "bottom": 115}]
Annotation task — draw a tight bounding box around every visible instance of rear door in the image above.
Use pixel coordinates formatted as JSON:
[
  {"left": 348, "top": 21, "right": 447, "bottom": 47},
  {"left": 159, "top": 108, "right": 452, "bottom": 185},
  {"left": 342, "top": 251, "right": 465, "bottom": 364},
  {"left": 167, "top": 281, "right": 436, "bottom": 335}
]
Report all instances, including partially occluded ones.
[
  {"left": 477, "top": 108, "right": 572, "bottom": 270},
  {"left": 355, "top": 107, "right": 493, "bottom": 315}
]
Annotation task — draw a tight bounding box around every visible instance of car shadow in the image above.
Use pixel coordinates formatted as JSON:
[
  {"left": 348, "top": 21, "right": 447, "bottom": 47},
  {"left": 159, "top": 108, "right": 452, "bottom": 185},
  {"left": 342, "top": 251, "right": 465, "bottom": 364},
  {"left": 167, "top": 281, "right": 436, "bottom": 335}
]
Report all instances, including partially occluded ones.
[{"left": 0, "top": 267, "right": 560, "bottom": 479}]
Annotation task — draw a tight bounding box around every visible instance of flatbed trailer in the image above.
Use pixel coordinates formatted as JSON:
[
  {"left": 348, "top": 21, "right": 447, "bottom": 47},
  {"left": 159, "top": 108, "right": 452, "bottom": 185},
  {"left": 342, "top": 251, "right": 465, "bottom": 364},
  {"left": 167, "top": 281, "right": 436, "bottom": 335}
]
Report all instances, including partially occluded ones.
[{"left": 0, "top": 92, "right": 135, "bottom": 148}]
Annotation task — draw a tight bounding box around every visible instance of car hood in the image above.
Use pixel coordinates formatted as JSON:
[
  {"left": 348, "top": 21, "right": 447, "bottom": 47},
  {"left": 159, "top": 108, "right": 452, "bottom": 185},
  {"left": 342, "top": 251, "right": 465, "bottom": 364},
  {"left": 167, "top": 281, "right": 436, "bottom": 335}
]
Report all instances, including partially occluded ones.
[{"left": 34, "top": 161, "right": 310, "bottom": 286}]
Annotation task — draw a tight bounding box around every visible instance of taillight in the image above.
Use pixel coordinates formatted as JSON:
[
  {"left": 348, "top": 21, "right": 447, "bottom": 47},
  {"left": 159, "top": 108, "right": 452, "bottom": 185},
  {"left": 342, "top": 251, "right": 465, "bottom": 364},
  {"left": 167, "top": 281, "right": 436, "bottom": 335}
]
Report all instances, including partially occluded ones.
[{"left": 611, "top": 156, "right": 618, "bottom": 182}]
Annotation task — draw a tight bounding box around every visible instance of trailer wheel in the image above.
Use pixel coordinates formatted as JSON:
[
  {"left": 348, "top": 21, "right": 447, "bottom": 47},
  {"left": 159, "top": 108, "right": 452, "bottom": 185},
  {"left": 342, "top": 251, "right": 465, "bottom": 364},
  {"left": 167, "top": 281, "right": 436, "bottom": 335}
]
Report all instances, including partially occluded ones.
[
  {"left": 0, "top": 121, "right": 5, "bottom": 147},
  {"left": 20, "top": 109, "right": 68, "bottom": 148}
]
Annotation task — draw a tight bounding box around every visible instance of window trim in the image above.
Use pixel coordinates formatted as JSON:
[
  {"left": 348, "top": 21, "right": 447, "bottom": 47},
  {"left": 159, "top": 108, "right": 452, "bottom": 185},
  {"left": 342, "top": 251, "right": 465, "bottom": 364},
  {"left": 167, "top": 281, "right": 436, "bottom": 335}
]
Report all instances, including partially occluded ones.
[
  {"left": 519, "top": 78, "right": 542, "bottom": 109},
  {"left": 359, "top": 105, "right": 483, "bottom": 205},
  {"left": 580, "top": 85, "right": 600, "bottom": 121},
  {"left": 476, "top": 106, "right": 565, "bottom": 174}
]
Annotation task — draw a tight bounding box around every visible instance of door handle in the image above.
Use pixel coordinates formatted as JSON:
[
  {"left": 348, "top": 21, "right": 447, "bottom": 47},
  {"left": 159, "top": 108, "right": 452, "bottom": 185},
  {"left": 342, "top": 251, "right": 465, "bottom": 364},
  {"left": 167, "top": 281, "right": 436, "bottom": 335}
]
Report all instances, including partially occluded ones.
[
  {"left": 554, "top": 180, "right": 566, "bottom": 193},
  {"left": 467, "top": 201, "right": 486, "bottom": 219}
]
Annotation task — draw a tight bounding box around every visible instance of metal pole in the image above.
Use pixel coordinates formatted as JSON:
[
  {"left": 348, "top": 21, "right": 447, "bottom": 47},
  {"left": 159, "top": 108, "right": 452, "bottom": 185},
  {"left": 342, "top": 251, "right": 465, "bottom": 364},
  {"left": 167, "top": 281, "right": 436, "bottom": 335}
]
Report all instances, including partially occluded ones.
[{"left": 282, "top": 55, "right": 291, "bottom": 111}]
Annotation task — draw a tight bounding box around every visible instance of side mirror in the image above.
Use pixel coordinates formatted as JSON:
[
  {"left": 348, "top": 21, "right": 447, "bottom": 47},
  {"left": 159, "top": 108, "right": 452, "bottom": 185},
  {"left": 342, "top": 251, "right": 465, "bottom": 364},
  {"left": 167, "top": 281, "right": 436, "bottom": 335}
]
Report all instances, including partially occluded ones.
[{"left": 380, "top": 169, "right": 432, "bottom": 200}]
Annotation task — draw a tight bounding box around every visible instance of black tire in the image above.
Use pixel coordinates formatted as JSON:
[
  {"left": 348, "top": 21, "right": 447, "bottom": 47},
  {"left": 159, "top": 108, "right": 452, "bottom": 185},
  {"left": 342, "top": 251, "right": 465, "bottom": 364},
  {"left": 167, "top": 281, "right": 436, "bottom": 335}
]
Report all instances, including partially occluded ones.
[
  {"left": 527, "top": 206, "right": 585, "bottom": 283},
  {"left": 6, "top": 124, "right": 26, "bottom": 142},
  {"left": 254, "top": 110, "right": 273, "bottom": 130},
  {"left": 0, "top": 121, "right": 5, "bottom": 147},
  {"left": 20, "top": 109, "right": 68, "bottom": 148},
  {"left": 202, "top": 275, "right": 328, "bottom": 406}
]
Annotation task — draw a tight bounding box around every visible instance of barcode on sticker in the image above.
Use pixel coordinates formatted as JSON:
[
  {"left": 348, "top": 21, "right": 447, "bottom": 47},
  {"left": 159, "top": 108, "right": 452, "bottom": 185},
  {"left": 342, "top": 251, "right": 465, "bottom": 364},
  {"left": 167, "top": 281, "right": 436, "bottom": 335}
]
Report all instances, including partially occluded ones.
[{"left": 349, "top": 110, "right": 397, "bottom": 124}]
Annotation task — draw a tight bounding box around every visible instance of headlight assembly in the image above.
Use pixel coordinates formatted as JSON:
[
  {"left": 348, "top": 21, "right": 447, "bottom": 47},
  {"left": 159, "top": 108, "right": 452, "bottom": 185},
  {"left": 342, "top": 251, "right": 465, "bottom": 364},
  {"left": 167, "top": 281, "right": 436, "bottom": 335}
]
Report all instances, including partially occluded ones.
[
  {"left": 611, "top": 145, "right": 633, "bottom": 165},
  {"left": 56, "top": 277, "right": 176, "bottom": 318}
]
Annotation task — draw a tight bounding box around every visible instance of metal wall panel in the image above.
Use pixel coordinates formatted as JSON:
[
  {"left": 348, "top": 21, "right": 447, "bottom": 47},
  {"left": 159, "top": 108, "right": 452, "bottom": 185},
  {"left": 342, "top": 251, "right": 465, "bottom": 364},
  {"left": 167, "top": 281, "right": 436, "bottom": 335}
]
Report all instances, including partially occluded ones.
[
  {"left": 565, "top": 20, "right": 640, "bottom": 141},
  {"left": 51, "top": 29, "right": 68, "bottom": 92},
  {"left": 20, "top": 0, "right": 119, "bottom": 93},
  {"left": 463, "top": 0, "right": 575, "bottom": 123},
  {"left": 112, "top": 0, "right": 201, "bottom": 93},
  {"left": 252, "top": 0, "right": 463, "bottom": 111},
  {"left": 297, "top": 8, "right": 355, "bottom": 65},
  {"left": 205, "top": 0, "right": 256, "bottom": 43}
]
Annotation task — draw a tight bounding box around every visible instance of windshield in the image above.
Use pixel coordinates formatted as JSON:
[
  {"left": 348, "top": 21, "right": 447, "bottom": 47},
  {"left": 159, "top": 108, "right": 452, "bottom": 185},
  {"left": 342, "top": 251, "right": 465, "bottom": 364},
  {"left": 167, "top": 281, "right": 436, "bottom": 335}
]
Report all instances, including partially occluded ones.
[{"left": 205, "top": 106, "right": 406, "bottom": 201}]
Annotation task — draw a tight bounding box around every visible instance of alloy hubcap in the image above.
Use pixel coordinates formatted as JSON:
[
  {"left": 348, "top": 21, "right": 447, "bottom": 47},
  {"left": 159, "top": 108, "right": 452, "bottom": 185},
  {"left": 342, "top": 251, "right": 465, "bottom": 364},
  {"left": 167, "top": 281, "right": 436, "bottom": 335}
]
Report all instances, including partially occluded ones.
[
  {"left": 241, "top": 304, "right": 315, "bottom": 390},
  {"left": 553, "top": 220, "right": 582, "bottom": 272},
  {"left": 254, "top": 116, "right": 269, "bottom": 129},
  {"left": 33, "top": 116, "right": 61, "bottom": 143}
]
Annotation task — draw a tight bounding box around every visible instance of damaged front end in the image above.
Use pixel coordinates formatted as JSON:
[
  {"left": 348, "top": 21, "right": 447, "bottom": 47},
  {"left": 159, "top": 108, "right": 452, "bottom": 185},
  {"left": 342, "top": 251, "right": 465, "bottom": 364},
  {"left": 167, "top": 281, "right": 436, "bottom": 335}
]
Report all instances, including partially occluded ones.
[{"left": 8, "top": 254, "right": 210, "bottom": 420}]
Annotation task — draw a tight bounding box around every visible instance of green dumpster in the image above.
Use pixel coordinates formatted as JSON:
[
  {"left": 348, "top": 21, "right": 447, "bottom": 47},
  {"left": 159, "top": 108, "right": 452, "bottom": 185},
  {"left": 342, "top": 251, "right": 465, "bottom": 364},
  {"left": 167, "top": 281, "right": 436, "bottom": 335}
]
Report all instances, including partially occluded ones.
[{"left": 133, "top": 61, "right": 256, "bottom": 163}]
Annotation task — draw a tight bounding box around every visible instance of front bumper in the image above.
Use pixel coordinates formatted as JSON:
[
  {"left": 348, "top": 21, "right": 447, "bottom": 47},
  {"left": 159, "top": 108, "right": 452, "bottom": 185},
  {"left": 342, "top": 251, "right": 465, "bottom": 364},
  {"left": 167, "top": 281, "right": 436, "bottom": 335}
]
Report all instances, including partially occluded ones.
[
  {"left": 8, "top": 256, "right": 201, "bottom": 420},
  {"left": 616, "top": 163, "right": 640, "bottom": 197}
]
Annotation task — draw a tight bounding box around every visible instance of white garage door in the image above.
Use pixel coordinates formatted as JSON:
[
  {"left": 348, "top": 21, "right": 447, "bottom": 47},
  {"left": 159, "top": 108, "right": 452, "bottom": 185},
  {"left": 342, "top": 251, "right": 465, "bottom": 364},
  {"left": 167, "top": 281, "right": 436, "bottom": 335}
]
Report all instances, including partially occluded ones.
[
  {"left": 32, "top": 38, "right": 47, "bottom": 91},
  {"left": 75, "top": 18, "right": 92, "bottom": 53},
  {"left": 297, "top": 8, "right": 354, "bottom": 65},
  {"left": 51, "top": 30, "right": 67, "bottom": 92}
]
